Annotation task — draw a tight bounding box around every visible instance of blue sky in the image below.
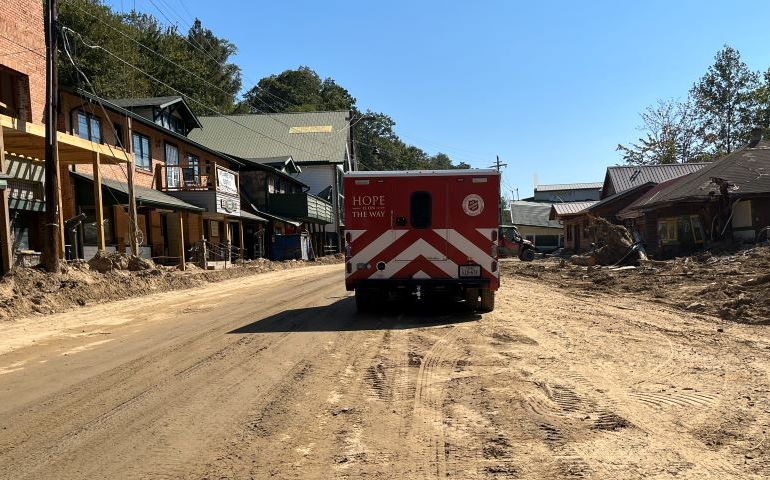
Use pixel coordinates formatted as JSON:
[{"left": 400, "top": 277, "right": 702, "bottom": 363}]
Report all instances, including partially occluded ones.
[{"left": 109, "top": 0, "right": 770, "bottom": 199}]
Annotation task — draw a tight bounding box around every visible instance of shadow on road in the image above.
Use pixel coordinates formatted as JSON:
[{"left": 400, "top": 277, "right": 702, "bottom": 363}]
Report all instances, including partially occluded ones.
[{"left": 228, "top": 296, "right": 481, "bottom": 334}]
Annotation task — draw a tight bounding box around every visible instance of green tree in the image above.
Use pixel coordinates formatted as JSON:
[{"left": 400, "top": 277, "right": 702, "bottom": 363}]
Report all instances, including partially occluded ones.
[
  {"left": 58, "top": 0, "right": 242, "bottom": 114},
  {"left": 691, "top": 45, "right": 759, "bottom": 154}
]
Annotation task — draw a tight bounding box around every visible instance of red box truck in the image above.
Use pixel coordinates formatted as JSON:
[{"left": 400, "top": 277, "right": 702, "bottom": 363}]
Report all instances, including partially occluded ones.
[{"left": 343, "top": 169, "right": 501, "bottom": 313}]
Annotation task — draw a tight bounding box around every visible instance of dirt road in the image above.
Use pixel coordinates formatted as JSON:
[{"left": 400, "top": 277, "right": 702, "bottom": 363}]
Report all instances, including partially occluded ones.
[{"left": 1, "top": 264, "right": 769, "bottom": 479}]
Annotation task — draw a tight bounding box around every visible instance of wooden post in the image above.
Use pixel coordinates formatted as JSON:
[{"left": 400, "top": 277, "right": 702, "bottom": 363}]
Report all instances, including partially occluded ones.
[
  {"left": 42, "top": 0, "right": 61, "bottom": 271},
  {"left": 223, "top": 219, "right": 231, "bottom": 268},
  {"left": 0, "top": 126, "right": 13, "bottom": 274},
  {"left": 126, "top": 116, "right": 139, "bottom": 256},
  {"left": 92, "top": 152, "right": 105, "bottom": 251},
  {"left": 238, "top": 219, "right": 244, "bottom": 264},
  {"left": 177, "top": 212, "right": 185, "bottom": 271}
]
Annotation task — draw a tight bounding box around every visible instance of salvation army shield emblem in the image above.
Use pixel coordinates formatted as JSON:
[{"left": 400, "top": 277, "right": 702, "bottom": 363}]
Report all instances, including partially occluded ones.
[{"left": 462, "top": 194, "right": 484, "bottom": 216}]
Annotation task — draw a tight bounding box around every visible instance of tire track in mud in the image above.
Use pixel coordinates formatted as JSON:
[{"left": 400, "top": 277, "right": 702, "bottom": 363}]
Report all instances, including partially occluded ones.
[
  {"left": 0, "top": 272, "right": 344, "bottom": 479},
  {"left": 410, "top": 325, "right": 467, "bottom": 478}
]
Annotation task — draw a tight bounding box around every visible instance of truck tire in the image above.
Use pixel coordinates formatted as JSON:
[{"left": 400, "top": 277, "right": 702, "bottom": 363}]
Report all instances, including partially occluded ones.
[
  {"left": 355, "top": 288, "right": 380, "bottom": 313},
  {"left": 464, "top": 288, "right": 480, "bottom": 312},
  {"left": 480, "top": 288, "right": 495, "bottom": 312},
  {"left": 520, "top": 248, "right": 535, "bottom": 262}
]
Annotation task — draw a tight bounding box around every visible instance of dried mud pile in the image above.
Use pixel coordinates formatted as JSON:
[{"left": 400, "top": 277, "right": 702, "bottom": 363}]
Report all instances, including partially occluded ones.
[
  {"left": 0, "top": 254, "right": 343, "bottom": 320},
  {"left": 504, "top": 245, "right": 770, "bottom": 324}
]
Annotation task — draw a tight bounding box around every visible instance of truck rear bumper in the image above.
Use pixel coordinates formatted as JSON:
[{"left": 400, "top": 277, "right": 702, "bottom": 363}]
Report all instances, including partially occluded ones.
[{"left": 346, "top": 278, "right": 492, "bottom": 291}]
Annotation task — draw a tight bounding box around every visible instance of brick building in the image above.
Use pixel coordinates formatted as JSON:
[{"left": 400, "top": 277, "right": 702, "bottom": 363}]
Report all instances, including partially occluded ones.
[{"left": 1, "top": 0, "right": 47, "bottom": 273}]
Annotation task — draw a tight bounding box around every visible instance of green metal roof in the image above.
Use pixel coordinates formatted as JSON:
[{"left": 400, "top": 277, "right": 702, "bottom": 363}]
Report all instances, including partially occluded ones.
[
  {"left": 510, "top": 201, "right": 562, "bottom": 228},
  {"left": 188, "top": 111, "right": 351, "bottom": 164},
  {"left": 71, "top": 172, "right": 203, "bottom": 212}
]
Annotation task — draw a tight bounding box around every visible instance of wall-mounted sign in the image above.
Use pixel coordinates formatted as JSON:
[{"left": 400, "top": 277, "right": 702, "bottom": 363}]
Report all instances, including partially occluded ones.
[{"left": 217, "top": 167, "right": 238, "bottom": 195}]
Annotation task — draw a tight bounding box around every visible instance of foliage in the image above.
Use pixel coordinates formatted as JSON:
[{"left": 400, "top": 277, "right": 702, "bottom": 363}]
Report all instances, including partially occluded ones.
[
  {"left": 617, "top": 98, "right": 705, "bottom": 165},
  {"left": 690, "top": 45, "right": 758, "bottom": 155},
  {"left": 241, "top": 67, "right": 468, "bottom": 171},
  {"left": 621, "top": 45, "right": 770, "bottom": 165},
  {"left": 58, "top": 0, "right": 242, "bottom": 114},
  {"left": 57, "top": 3, "right": 466, "bottom": 171}
]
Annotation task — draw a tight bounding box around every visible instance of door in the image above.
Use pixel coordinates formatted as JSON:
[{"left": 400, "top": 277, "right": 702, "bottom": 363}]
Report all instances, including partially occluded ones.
[
  {"left": 165, "top": 143, "right": 180, "bottom": 189},
  {"left": 395, "top": 182, "right": 448, "bottom": 262},
  {"left": 573, "top": 224, "right": 581, "bottom": 251}
]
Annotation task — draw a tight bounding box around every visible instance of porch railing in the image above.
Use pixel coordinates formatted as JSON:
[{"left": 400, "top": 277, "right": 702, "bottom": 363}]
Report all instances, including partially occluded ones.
[{"left": 160, "top": 163, "right": 239, "bottom": 193}]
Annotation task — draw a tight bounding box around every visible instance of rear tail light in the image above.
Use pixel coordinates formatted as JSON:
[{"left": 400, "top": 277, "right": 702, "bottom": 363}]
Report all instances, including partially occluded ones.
[
  {"left": 346, "top": 262, "right": 352, "bottom": 274},
  {"left": 491, "top": 261, "right": 498, "bottom": 273},
  {"left": 491, "top": 230, "right": 498, "bottom": 241},
  {"left": 345, "top": 232, "right": 352, "bottom": 243}
]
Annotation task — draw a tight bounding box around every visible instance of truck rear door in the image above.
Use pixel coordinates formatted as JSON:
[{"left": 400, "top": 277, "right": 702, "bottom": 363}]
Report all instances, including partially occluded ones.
[{"left": 394, "top": 178, "right": 448, "bottom": 262}]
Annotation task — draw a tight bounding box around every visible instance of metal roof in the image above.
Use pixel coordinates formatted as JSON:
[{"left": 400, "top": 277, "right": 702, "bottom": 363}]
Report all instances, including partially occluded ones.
[
  {"left": 510, "top": 201, "right": 562, "bottom": 228},
  {"left": 585, "top": 182, "right": 656, "bottom": 213},
  {"left": 239, "top": 210, "right": 268, "bottom": 223},
  {"left": 603, "top": 163, "right": 707, "bottom": 197},
  {"left": 535, "top": 182, "right": 603, "bottom": 192},
  {"left": 642, "top": 139, "right": 770, "bottom": 206},
  {"left": 107, "top": 96, "right": 202, "bottom": 129},
  {"left": 617, "top": 176, "right": 691, "bottom": 219},
  {"left": 109, "top": 96, "right": 183, "bottom": 109},
  {"left": 189, "top": 111, "right": 352, "bottom": 165},
  {"left": 549, "top": 201, "right": 598, "bottom": 219},
  {"left": 346, "top": 169, "right": 498, "bottom": 177},
  {"left": 75, "top": 89, "right": 239, "bottom": 167},
  {"left": 71, "top": 172, "right": 203, "bottom": 212}
]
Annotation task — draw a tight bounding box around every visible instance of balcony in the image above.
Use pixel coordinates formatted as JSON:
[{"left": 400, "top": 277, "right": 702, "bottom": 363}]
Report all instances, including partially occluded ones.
[
  {"left": 268, "top": 192, "right": 333, "bottom": 224},
  {"left": 160, "top": 163, "right": 241, "bottom": 217}
]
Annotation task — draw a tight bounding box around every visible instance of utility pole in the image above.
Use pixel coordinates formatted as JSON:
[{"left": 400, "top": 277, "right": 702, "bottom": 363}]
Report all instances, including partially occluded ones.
[
  {"left": 489, "top": 155, "right": 508, "bottom": 225},
  {"left": 43, "top": 0, "right": 61, "bottom": 272}
]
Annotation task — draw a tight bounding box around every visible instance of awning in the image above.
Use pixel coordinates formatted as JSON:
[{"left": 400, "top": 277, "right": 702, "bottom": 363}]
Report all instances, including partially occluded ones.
[
  {"left": 9, "top": 198, "right": 45, "bottom": 212},
  {"left": 254, "top": 209, "right": 302, "bottom": 227},
  {"left": 239, "top": 210, "right": 268, "bottom": 223},
  {"left": 71, "top": 171, "right": 203, "bottom": 211},
  {"left": 1, "top": 114, "right": 132, "bottom": 165}
]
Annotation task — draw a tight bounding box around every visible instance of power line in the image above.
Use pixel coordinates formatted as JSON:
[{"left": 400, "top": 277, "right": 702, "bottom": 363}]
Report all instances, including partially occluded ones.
[
  {"left": 62, "top": 26, "right": 345, "bottom": 164},
  {"left": 62, "top": 1, "right": 359, "bottom": 165}
]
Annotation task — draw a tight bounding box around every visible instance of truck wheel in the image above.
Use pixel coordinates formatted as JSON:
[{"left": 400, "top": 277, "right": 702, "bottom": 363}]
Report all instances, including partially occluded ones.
[
  {"left": 480, "top": 288, "right": 495, "bottom": 312},
  {"left": 520, "top": 248, "right": 535, "bottom": 262},
  {"left": 355, "top": 288, "right": 380, "bottom": 313},
  {"left": 464, "top": 288, "right": 479, "bottom": 311}
]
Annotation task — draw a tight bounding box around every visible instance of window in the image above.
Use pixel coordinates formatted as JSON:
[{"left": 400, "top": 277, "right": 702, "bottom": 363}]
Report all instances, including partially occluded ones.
[
  {"left": 658, "top": 218, "right": 679, "bottom": 245},
  {"left": 184, "top": 154, "right": 200, "bottom": 186},
  {"left": 132, "top": 133, "right": 151, "bottom": 170},
  {"left": 74, "top": 111, "right": 102, "bottom": 143},
  {"left": 410, "top": 191, "right": 432, "bottom": 229},
  {"left": 113, "top": 123, "right": 125, "bottom": 148},
  {"left": 165, "top": 143, "right": 180, "bottom": 188}
]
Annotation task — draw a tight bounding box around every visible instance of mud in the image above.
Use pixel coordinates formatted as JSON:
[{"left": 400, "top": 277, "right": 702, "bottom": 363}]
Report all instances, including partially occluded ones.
[
  {"left": 505, "top": 244, "right": 770, "bottom": 323},
  {"left": 1, "top": 265, "right": 768, "bottom": 479},
  {"left": 0, "top": 254, "right": 344, "bottom": 320}
]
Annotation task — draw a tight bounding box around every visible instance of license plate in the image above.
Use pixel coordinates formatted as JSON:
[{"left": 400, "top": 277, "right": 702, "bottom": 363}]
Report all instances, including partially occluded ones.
[{"left": 459, "top": 265, "right": 481, "bottom": 277}]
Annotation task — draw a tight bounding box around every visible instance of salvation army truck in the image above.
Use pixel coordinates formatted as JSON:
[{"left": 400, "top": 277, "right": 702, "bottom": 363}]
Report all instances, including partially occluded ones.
[{"left": 343, "top": 169, "right": 501, "bottom": 313}]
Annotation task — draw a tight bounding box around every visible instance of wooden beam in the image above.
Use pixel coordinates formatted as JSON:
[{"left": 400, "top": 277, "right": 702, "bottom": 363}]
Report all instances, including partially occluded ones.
[
  {"left": 177, "top": 212, "right": 185, "bottom": 271},
  {"left": 92, "top": 152, "right": 105, "bottom": 251},
  {"left": 126, "top": 116, "right": 139, "bottom": 256},
  {"left": 238, "top": 219, "right": 244, "bottom": 264},
  {"left": 1, "top": 114, "right": 133, "bottom": 165},
  {"left": 0, "top": 124, "right": 13, "bottom": 274}
]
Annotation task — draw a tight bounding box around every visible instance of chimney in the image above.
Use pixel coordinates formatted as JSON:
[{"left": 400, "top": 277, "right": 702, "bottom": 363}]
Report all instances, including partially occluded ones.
[{"left": 749, "top": 127, "right": 764, "bottom": 147}]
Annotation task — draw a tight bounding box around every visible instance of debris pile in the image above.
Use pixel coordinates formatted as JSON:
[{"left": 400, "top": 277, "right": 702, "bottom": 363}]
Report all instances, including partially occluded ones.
[
  {"left": 0, "top": 254, "right": 343, "bottom": 320},
  {"left": 88, "top": 251, "right": 156, "bottom": 273},
  {"left": 504, "top": 244, "right": 770, "bottom": 324},
  {"left": 570, "top": 218, "right": 638, "bottom": 267}
]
